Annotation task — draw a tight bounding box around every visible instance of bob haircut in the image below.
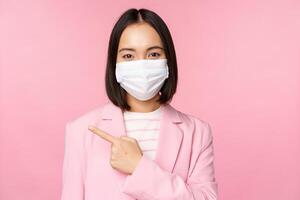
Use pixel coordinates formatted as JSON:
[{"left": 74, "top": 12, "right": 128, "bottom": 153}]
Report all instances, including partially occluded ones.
[{"left": 105, "top": 8, "right": 178, "bottom": 111}]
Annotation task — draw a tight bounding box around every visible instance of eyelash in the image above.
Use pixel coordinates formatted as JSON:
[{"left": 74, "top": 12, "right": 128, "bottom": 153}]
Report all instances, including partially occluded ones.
[{"left": 122, "top": 52, "right": 161, "bottom": 59}]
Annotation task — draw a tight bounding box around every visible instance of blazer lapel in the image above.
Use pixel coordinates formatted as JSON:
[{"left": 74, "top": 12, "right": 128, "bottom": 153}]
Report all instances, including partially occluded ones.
[{"left": 90, "top": 101, "right": 183, "bottom": 194}]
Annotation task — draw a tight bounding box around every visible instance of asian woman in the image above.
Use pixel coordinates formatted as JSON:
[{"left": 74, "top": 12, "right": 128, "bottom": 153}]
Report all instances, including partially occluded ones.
[{"left": 61, "top": 8, "right": 218, "bottom": 200}]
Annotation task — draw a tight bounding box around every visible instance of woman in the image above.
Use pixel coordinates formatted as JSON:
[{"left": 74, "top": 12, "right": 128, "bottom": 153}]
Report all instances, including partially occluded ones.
[{"left": 61, "top": 8, "right": 218, "bottom": 200}]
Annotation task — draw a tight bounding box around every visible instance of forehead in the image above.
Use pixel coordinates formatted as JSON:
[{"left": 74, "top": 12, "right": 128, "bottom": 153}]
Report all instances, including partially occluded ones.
[{"left": 118, "top": 22, "right": 163, "bottom": 49}]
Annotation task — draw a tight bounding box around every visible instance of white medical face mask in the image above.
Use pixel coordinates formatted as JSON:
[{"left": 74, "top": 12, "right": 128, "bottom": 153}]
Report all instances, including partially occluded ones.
[{"left": 115, "top": 58, "right": 169, "bottom": 101}]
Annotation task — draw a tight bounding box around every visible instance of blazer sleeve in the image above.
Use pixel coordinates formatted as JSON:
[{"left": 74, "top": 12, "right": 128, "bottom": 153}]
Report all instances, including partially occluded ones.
[
  {"left": 120, "top": 120, "right": 218, "bottom": 200},
  {"left": 61, "top": 121, "right": 85, "bottom": 200}
]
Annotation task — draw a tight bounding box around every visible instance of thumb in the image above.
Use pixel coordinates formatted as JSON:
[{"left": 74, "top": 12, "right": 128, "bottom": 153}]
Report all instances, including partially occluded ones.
[{"left": 120, "top": 135, "right": 137, "bottom": 142}]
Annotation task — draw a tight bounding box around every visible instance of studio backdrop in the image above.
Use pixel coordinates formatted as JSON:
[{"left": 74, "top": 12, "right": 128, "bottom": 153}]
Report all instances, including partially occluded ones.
[{"left": 0, "top": 0, "right": 299, "bottom": 199}]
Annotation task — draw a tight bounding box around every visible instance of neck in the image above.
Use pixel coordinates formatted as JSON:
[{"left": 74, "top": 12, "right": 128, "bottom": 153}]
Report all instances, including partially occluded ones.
[{"left": 126, "top": 93, "right": 161, "bottom": 113}]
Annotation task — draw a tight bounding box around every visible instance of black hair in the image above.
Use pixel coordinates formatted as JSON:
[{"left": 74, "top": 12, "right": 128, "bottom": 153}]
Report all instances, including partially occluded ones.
[{"left": 105, "top": 8, "right": 178, "bottom": 111}]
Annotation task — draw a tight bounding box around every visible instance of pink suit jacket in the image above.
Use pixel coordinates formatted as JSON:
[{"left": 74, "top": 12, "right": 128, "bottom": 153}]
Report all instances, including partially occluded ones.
[{"left": 61, "top": 101, "right": 218, "bottom": 200}]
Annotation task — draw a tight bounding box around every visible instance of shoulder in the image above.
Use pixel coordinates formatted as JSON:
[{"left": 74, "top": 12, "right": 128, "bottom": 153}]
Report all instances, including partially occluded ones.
[
  {"left": 173, "top": 106, "right": 213, "bottom": 146},
  {"left": 64, "top": 102, "right": 109, "bottom": 140},
  {"left": 67, "top": 104, "right": 105, "bottom": 128},
  {"left": 173, "top": 105, "right": 211, "bottom": 131}
]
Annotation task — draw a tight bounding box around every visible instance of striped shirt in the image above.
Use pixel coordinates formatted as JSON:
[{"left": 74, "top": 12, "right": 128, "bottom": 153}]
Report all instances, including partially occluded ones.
[{"left": 123, "top": 106, "right": 162, "bottom": 160}]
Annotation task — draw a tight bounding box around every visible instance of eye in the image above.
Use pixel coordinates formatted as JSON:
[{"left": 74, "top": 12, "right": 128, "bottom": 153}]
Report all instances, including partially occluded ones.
[
  {"left": 122, "top": 54, "right": 133, "bottom": 59},
  {"left": 149, "top": 52, "right": 161, "bottom": 58}
]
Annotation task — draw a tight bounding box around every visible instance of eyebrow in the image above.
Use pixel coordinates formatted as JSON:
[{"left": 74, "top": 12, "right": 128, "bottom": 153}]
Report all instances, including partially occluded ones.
[{"left": 118, "top": 45, "right": 164, "bottom": 53}]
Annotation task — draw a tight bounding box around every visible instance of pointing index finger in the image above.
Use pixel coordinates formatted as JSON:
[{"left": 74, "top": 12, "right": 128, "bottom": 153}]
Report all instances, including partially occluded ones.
[{"left": 88, "top": 125, "right": 118, "bottom": 144}]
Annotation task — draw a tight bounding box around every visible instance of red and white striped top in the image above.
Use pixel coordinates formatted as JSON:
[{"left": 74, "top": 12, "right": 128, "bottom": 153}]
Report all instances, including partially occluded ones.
[{"left": 123, "top": 106, "right": 162, "bottom": 160}]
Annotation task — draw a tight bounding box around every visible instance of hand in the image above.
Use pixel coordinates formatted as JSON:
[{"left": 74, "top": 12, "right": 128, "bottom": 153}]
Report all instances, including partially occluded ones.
[{"left": 88, "top": 125, "right": 143, "bottom": 175}]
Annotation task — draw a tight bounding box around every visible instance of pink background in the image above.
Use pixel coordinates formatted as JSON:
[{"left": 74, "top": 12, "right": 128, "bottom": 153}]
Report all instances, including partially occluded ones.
[{"left": 1, "top": 0, "right": 299, "bottom": 199}]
